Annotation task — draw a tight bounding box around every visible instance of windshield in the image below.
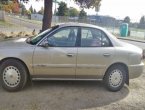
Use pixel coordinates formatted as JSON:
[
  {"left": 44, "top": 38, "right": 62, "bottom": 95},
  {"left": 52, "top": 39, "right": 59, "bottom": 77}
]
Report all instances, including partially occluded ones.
[{"left": 26, "top": 25, "right": 59, "bottom": 45}]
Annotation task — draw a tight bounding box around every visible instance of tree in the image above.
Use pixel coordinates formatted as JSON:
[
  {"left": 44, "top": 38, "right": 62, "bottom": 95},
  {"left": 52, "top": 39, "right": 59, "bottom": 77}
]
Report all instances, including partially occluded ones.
[
  {"left": 140, "top": 16, "right": 145, "bottom": 24},
  {"left": 0, "top": 4, "right": 2, "bottom": 10},
  {"left": 29, "top": 5, "right": 33, "bottom": 14},
  {"left": 0, "top": 0, "right": 9, "bottom": 5},
  {"left": 42, "top": 0, "right": 53, "bottom": 31},
  {"left": 124, "top": 16, "right": 130, "bottom": 24},
  {"left": 33, "top": 9, "right": 37, "bottom": 14},
  {"left": 11, "top": 0, "right": 19, "bottom": 13},
  {"left": 68, "top": 7, "right": 79, "bottom": 17},
  {"left": 79, "top": 9, "right": 87, "bottom": 19},
  {"left": 1, "top": 0, "right": 20, "bottom": 13},
  {"left": 20, "top": 3, "right": 27, "bottom": 15},
  {"left": 38, "top": 7, "right": 44, "bottom": 15},
  {"left": 25, "top": 10, "right": 31, "bottom": 16},
  {"left": 56, "top": 2, "right": 68, "bottom": 16},
  {"left": 138, "top": 16, "right": 145, "bottom": 29},
  {"left": 1, "top": 0, "right": 101, "bottom": 31},
  {"left": 75, "top": 0, "right": 101, "bottom": 8}
]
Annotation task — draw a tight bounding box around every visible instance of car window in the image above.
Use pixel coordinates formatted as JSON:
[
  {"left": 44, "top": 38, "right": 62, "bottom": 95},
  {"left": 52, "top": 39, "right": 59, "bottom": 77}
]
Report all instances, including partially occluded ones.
[
  {"left": 82, "top": 29, "right": 93, "bottom": 39},
  {"left": 81, "top": 27, "right": 111, "bottom": 47},
  {"left": 101, "top": 32, "right": 112, "bottom": 47},
  {"left": 47, "top": 27, "right": 78, "bottom": 47}
]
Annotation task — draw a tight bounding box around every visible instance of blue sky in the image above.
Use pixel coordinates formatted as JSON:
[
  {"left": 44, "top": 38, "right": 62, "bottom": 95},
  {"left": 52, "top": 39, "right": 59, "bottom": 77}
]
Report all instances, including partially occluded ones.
[{"left": 25, "top": 0, "right": 145, "bottom": 22}]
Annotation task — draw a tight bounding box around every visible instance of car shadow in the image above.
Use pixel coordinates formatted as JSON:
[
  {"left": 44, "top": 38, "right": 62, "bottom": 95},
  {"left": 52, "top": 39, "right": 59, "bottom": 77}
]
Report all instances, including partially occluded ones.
[
  {"left": 29, "top": 80, "right": 129, "bottom": 110},
  {"left": 0, "top": 81, "right": 129, "bottom": 110}
]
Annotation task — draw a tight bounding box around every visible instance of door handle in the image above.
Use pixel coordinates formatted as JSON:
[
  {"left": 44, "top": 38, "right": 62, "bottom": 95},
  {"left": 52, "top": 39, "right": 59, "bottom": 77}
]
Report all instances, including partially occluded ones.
[
  {"left": 103, "top": 53, "right": 111, "bottom": 57},
  {"left": 67, "top": 53, "right": 75, "bottom": 57}
]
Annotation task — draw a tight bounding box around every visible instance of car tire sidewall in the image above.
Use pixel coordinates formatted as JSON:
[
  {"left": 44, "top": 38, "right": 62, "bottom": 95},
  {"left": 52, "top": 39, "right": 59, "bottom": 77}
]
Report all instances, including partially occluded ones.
[
  {"left": 0, "top": 59, "right": 27, "bottom": 92},
  {"left": 104, "top": 65, "right": 126, "bottom": 92}
]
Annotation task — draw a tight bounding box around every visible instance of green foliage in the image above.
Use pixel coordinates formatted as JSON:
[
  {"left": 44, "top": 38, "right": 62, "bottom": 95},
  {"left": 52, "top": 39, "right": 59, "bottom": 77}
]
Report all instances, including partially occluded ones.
[
  {"left": 29, "top": 5, "right": 33, "bottom": 14},
  {"left": 140, "top": 16, "right": 145, "bottom": 24},
  {"left": 79, "top": 9, "right": 87, "bottom": 19},
  {"left": 56, "top": 2, "right": 79, "bottom": 17},
  {"left": 0, "top": 3, "right": 2, "bottom": 9},
  {"left": 68, "top": 7, "right": 79, "bottom": 17},
  {"left": 0, "top": 0, "right": 9, "bottom": 5},
  {"left": 124, "top": 16, "right": 130, "bottom": 24},
  {"left": 33, "top": 9, "right": 36, "bottom": 14},
  {"left": 138, "top": 16, "right": 145, "bottom": 29},
  {"left": 74, "top": 0, "right": 101, "bottom": 8},
  {"left": 0, "top": 0, "right": 20, "bottom": 13},
  {"left": 20, "top": 3, "right": 27, "bottom": 15},
  {"left": 38, "top": 7, "right": 44, "bottom": 15},
  {"left": 19, "top": 0, "right": 29, "bottom": 3},
  {"left": 26, "top": 10, "right": 31, "bottom": 15},
  {"left": 17, "top": 0, "right": 101, "bottom": 30},
  {"left": 0, "top": 0, "right": 13, "bottom": 10},
  {"left": 56, "top": 2, "right": 68, "bottom": 16}
]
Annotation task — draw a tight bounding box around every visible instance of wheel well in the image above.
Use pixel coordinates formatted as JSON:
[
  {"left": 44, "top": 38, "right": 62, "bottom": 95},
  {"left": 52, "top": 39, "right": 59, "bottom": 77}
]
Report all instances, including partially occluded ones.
[
  {"left": 104, "top": 63, "right": 129, "bottom": 85},
  {"left": 0, "top": 57, "right": 31, "bottom": 80}
]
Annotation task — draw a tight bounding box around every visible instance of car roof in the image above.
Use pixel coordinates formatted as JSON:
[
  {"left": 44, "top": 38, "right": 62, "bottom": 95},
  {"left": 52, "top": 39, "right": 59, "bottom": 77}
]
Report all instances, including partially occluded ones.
[{"left": 56, "top": 22, "right": 104, "bottom": 30}]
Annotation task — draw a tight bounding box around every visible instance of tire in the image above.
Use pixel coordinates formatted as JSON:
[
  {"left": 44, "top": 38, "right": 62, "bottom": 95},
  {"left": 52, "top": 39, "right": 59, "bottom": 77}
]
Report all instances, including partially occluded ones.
[
  {"left": 0, "top": 59, "right": 28, "bottom": 92},
  {"left": 104, "top": 65, "right": 126, "bottom": 92}
]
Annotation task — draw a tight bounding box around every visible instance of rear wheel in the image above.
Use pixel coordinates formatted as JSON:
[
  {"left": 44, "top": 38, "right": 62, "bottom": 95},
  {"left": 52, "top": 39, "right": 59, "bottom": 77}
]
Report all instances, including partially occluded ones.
[
  {"left": 104, "top": 65, "right": 126, "bottom": 92},
  {"left": 0, "top": 59, "right": 28, "bottom": 92}
]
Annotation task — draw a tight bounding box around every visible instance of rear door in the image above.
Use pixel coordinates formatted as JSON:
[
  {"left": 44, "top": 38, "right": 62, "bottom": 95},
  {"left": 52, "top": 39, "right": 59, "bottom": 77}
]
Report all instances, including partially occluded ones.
[{"left": 76, "top": 27, "right": 115, "bottom": 79}]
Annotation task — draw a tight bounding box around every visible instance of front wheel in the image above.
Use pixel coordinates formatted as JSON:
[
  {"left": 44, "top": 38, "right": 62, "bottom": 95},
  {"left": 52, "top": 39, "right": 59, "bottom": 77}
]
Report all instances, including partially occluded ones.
[
  {"left": 0, "top": 59, "right": 28, "bottom": 92},
  {"left": 104, "top": 65, "right": 127, "bottom": 92}
]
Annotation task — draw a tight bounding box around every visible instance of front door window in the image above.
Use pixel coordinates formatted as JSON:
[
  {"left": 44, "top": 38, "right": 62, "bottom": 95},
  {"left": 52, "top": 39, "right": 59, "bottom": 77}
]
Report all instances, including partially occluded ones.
[{"left": 47, "top": 27, "right": 78, "bottom": 47}]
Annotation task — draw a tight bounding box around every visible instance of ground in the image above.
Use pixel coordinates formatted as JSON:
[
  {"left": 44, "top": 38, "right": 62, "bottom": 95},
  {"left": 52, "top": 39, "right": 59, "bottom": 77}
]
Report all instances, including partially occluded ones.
[
  {"left": 0, "top": 61, "right": 144, "bottom": 110},
  {"left": 0, "top": 17, "right": 145, "bottom": 110}
]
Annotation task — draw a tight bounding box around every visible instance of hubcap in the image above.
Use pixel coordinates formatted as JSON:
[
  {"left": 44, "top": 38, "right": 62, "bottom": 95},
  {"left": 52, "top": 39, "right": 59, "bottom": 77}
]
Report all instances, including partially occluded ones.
[
  {"left": 3, "top": 66, "right": 21, "bottom": 87},
  {"left": 109, "top": 69, "right": 123, "bottom": 88}
]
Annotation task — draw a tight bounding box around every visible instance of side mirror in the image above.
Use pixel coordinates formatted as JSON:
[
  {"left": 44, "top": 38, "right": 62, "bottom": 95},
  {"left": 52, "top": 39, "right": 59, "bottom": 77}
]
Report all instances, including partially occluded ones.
[
  {"left": 39, "top": 38, "right": 55, "bottom": 48},
  {"left": 26, "top": 37, "right": 33, "bottom": 43},
  {"left": 40, "top": 42, "right": 49, "bottom": 48}
]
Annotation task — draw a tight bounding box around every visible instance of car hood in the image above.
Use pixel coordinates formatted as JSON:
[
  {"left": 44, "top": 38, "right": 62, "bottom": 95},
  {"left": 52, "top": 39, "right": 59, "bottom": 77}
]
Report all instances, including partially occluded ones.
[{"left": 0, "top": 38, "right": 32, "bottom": 49}]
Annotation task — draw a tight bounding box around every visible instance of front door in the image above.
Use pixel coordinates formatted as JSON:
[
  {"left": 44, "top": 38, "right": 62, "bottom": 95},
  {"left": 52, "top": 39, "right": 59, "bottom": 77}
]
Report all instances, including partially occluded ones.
[{"left": 33, "top": 27, "right": 78, "bottom": 78}]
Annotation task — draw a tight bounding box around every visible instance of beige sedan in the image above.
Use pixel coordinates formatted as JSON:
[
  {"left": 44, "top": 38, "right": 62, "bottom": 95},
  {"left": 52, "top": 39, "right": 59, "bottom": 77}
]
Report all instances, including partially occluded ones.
[{"left": 0, "top": 23, "right": 144, "bottom": 92}]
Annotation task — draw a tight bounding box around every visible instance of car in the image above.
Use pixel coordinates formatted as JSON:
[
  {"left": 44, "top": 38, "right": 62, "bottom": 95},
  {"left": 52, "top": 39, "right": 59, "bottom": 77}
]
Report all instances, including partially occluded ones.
[{"left": 0, "top": 23, "right": 144, "bottom": 92}]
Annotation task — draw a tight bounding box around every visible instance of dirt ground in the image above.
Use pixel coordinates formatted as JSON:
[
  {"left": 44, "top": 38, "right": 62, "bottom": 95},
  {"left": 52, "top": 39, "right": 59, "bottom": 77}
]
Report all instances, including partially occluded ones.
[{"left": 0, "top": 64, "right": 144, "bottom": 110}]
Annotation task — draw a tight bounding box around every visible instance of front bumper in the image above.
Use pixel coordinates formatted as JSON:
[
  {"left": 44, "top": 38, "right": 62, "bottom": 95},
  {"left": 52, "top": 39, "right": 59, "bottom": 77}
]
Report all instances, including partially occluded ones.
[{"left": 128, "top": 62, "right": 144, "bottom": 79}]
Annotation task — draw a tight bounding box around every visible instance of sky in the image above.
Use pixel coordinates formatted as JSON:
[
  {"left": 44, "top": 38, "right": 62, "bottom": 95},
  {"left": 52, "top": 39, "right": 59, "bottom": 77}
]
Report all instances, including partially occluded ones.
[{"left": 24, "top": 0, "right": 145, "bottom": 22}]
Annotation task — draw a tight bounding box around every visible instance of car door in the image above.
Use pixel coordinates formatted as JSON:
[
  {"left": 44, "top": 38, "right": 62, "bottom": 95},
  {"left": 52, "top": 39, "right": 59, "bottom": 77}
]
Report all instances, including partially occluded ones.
[
  {"left": 33, "top": 27, "right": 78, "bottom": 78},
  {"left": 76, "top": 27, "right": 115, "bottom": 79}
]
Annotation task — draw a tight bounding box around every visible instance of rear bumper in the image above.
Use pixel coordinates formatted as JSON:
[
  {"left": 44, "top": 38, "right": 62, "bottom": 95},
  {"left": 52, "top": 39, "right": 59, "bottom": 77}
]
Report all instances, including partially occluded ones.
[{"left": 128, "top": 62, "right": 144, "bottom": 79}]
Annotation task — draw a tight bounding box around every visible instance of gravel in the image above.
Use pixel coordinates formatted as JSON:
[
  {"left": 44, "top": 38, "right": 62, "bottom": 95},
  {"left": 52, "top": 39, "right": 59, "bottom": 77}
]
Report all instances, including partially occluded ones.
[{"left": 0, "top": 66, "right": 144, "bottom": 110}]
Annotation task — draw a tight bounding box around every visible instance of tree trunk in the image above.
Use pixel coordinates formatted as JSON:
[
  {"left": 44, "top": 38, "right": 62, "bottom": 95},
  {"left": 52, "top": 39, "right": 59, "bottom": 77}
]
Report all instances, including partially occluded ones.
[{"left": 42, "top": 0, "right": 53, "bottom": 31}]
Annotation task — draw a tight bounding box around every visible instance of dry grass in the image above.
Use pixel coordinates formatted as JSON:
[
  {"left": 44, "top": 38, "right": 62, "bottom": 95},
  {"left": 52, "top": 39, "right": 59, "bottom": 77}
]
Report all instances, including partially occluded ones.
[{"left": 0, "top": 31, "right": 36, "bottom": 40}]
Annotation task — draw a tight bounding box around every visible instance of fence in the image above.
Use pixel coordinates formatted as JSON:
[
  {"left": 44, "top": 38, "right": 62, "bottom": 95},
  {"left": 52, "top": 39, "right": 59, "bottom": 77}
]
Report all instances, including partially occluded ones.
[{"left": 0, "top": 12, "right": 145, "bottom": 40}]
